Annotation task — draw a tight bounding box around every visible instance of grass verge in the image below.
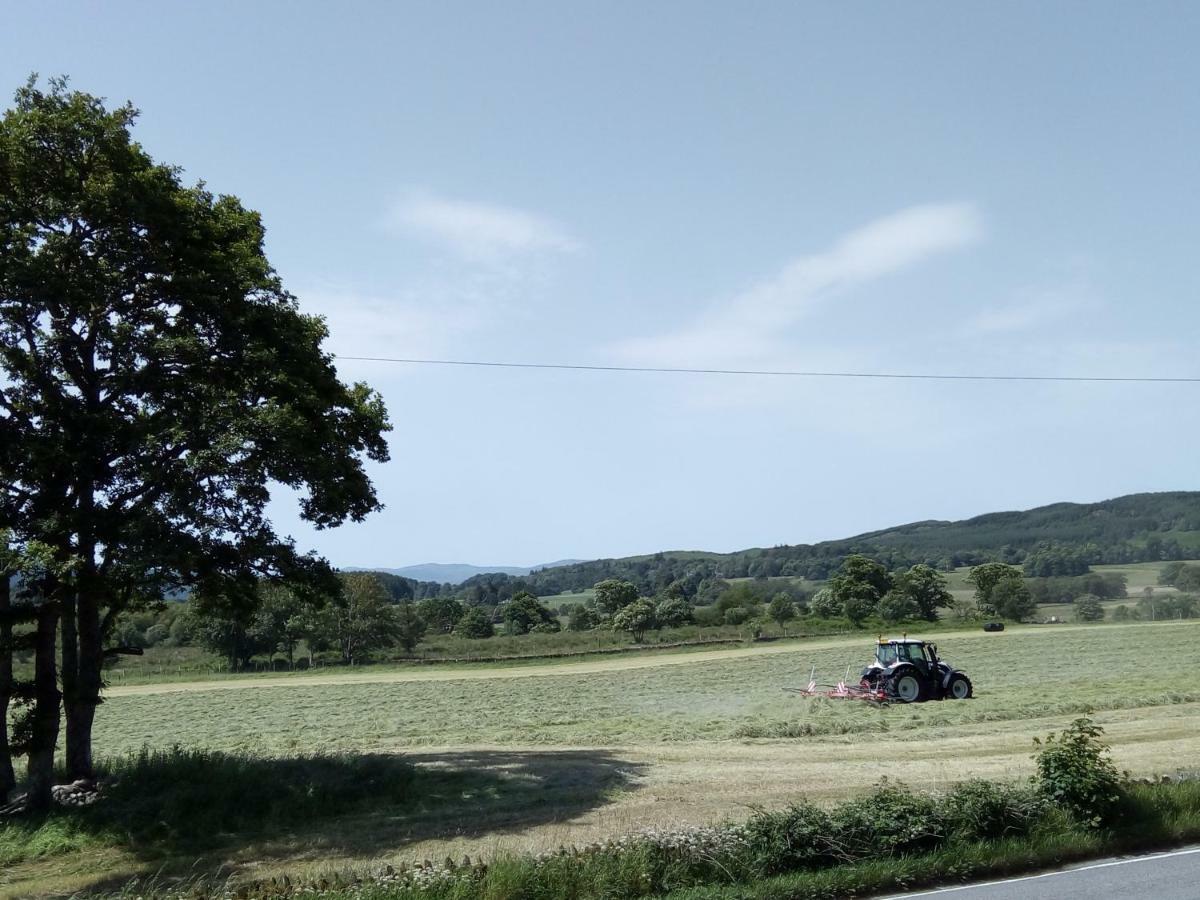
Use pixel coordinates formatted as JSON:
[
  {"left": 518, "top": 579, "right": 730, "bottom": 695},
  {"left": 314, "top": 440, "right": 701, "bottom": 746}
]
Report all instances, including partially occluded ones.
[{"left": 83, "top": 775, "right": 1200, "bottom": 899}]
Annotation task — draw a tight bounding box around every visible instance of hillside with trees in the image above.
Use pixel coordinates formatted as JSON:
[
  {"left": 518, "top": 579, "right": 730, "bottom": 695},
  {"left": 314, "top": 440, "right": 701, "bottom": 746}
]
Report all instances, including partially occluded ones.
[{"left": 443, "top": 492, "right": 1200, "bottom": 601}]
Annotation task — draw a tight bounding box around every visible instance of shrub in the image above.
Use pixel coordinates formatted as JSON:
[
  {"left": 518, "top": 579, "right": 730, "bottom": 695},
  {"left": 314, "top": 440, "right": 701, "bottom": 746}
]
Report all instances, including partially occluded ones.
[
  {"left": 877, "top": 590, "right": 918, "bottom": 624},
  {"left": 613, "top": 598, "right": 658, "bottom": 641},
  {"left": 655, "top": 596, "right": 693, "bottom": 628},
  {"left": 742, "top": 801, "right": 836, "bottom": 875},
  {"left": 1033, "top": 717, "right": 1125, "bottom": 828},
  {"left": 808, "top": 588, "right": 841, "bottom": 619},
  {"left": 455, "top": 606, "right": 494, "bottom": 638},
  {"left": 566, "top": 604, "right": 598, "bottom": 631},
  {"left": 1073, "top": 594, "right": 1105, "bottom": 622},
  {"left": 942, "top": 779, "right": 1044, "bottom": 840},
  {"left": 723, "top": 607, "right": 750, "bottom": 626},
  {"left": 830, "top": 782, "right": 944, "bottom": 856}
]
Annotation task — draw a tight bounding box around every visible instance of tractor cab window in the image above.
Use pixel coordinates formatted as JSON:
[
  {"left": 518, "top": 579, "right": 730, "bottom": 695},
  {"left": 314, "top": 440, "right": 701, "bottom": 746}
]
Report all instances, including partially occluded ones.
[
  {"left": 899, "top": 644, "right": 927, "bottom": 663},
  {"left": 876, "top": 644, "right": 898, "bottom": 665}
]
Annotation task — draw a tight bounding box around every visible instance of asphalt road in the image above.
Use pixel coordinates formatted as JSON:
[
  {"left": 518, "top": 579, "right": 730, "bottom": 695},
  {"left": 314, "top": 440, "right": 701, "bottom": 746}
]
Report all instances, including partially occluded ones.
[{"left": 879, "top": 846, "right": 1200, "bottom": 899}]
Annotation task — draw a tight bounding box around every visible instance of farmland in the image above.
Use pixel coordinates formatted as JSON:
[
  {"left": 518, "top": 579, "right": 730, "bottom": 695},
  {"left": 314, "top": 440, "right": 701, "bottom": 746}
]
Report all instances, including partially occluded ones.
[{"left": 7, "top": 616, "right": 1200, "bottom": 896}]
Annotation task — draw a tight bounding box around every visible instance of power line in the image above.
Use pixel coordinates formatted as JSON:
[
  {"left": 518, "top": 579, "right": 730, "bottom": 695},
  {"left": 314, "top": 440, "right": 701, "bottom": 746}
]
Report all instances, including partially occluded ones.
[{"left": 331, "top": 355, "right": 1200, "bottom": 384}]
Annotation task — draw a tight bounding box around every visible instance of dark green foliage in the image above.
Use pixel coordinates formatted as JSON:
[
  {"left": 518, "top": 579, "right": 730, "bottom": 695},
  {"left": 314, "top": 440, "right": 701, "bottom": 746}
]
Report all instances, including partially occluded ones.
[
  {"left": 723, "top": 606, "right": 751, "bottom": 626},
  {"left": 828, "top": 555, "right": 892, "bottom": 625},
  {"left": 394, "top": 601, "right": 427, "bottom": 653},
  {"left": 1033, "top": 718, "right": 1125, "bottom": 829},
  {"left": 566, "top": 604, "right": 598, "bottom": 631},
  {"left": 1022, "top": 542, "right": 1093, "bottom": 577},
  {"left": 0, "top": 78, "right": 389, "bottom": 774},
  {"left": 593, "top": 580, "right": 639, "bottom": 615},
  {"left": 1073, "top": 594, "right": 1105, "bottom": 622},
  {"left": 942, "top": 779, "right": 1045, "bottom": 840},
  {"left": 655, "top": 596, "right": 693, "bottom": 628},
  {"left": 328, "top": 573, "right": 404, "bottom": 663},
  {"left": 742, "top": 801, "right": 837, "bottom": 875},
  {"left": 1160, "top": 563, "right": 1200, "bottom": 592},
  {"left": 807, "top": 588, "right": 841, "bottom": 619},
  {"left": 611, "top": 597, "right": 657, "bottom": 640},
  {"left": 876, "top": 590, "right": 918, "bottom": 623},
  {"left": 741, "top": 779, "right": 1043, "bottom": 881},
  {"left": 455, "top": 606, "right": 494, "bottom": 638},
  {"left": 767, "top": 594, "right": 796, "bottom": 633},
  {"left": 501, "top": 592, "right": 559, "bottom": 635},
  {"left": 991, "top": 578, "right": 1037, "bottom": 621},
  {"left": 416, "top": 597, "right": 464, "bottom": 634},
  {"left": 890, "top": 564, "right": 953, "bottom": 621},
  {"left": 1027, "top": 572, "right": 1128, "bottom": 604}
]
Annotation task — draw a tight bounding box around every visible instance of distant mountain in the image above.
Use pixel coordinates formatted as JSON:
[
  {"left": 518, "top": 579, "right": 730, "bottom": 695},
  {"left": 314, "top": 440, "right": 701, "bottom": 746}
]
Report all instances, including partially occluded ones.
[{"left": 345, "top": 559, "right": 583, "bottom": 585}]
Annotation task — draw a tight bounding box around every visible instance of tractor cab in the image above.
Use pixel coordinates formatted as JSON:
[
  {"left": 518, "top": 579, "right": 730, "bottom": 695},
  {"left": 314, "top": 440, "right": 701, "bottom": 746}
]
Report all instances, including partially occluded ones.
[{"left": 875, "top": 638, "right": 937, "bottom": 673}]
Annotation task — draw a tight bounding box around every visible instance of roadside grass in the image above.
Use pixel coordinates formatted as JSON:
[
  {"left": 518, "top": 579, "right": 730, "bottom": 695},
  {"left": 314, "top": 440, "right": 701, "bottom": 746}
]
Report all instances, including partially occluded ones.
[
  {"left": 667, "top": 780, "right": 1200, "bottom": 899},
  {"left": 88, "top": 779, "right": 1200, "bottom": 900}
]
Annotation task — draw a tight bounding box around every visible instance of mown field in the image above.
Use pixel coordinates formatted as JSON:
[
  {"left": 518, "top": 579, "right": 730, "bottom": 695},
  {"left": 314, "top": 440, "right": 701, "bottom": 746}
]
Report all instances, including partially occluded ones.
[{"left": 6, "top": 617, "right": 1200, "bottom": 897}]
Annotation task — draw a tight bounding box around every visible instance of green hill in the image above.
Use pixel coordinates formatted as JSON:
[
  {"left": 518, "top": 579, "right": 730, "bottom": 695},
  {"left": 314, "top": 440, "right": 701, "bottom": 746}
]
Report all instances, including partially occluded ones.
[{"left": 451, "top": 491, "right": 1200, "bottom": 601}]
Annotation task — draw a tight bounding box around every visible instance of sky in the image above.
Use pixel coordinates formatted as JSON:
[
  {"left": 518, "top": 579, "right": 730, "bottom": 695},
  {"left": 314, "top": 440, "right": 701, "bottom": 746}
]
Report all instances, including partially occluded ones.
[{"left": 3, "top": 2, "right": 1199, "bottom": 569}]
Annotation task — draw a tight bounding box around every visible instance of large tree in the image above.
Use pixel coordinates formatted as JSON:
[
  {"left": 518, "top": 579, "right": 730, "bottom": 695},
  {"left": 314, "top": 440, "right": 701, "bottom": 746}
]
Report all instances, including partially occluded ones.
[
  {"left": 0, "top": 79, "right": 390, "bottom": 785},
  {"left": 890, "top": 564, "right": 953, "bottom": 622},
  {"left": 966, "top": 563, "right": 1025, "bottom": 618}
]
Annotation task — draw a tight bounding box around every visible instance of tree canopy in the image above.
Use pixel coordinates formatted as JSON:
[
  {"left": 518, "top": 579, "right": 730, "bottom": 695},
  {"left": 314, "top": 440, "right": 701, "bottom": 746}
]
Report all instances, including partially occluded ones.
[{"left": 0, "top": 78, "right": 390, "bottom": 798}]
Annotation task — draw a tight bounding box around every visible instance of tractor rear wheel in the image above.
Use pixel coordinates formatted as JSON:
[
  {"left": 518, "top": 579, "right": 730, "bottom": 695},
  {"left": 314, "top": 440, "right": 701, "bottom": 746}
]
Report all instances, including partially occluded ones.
[
  {"left": 947, "top": 674, "right": 973, "bottom": 700},
  {"left": 890, "top": 670, "right": 928, "bottom": 703}
]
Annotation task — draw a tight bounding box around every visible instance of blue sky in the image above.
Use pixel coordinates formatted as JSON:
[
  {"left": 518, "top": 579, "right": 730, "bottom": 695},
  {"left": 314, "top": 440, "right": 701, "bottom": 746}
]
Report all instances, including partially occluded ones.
[{"left": 4, "top": 2, "right": 1199, "bottom": 568}]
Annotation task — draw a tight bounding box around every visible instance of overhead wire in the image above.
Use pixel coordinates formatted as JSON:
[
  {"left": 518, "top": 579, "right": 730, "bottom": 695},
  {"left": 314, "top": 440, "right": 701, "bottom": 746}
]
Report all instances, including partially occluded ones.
[{"left": 330, "top": 355, "right": 1200, "bottom": 384}]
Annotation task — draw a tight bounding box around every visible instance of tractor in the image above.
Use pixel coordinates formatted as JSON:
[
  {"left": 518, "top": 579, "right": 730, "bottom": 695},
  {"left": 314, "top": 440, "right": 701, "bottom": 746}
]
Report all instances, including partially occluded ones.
[{"left": 859, "top": 638, "right": 972, "bottom": 703}]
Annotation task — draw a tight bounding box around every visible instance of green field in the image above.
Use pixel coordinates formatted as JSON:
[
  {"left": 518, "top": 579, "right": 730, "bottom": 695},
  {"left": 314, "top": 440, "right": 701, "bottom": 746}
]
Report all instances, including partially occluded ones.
[{"left": 8, "top": 617, "right": 1200, "bottom": 897}]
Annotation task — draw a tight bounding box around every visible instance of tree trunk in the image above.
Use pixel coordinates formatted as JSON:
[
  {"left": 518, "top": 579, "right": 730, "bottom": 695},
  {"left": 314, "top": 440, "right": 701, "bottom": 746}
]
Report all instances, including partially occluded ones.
[
  {"left": 0, "top": 569, "right": 15, "bottom": 802},
  {"left": 26, "top": 603, "right": 61, "bottom": 811},
  {"left": 62, "top": 570, "right": 103, "bottom": 781}
]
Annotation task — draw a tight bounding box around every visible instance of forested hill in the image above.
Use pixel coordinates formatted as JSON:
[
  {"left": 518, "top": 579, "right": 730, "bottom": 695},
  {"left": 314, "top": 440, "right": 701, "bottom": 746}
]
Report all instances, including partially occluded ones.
[{"left": 436, "top": 491, "right": 1200, "bottom": 602}]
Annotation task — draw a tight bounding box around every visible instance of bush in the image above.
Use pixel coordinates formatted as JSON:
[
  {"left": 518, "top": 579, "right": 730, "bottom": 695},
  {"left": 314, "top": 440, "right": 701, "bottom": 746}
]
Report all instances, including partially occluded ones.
[
  {"left": 877, "top": 590, "right": 918, "bottom": 624},
  {"left": 742, "top": 801, "right": 836, "bottom": 876},
  {"left": 723, "top": 607, "right": 750, "bottom": 626},
  {"left": 808, "top": 588, "right": 841, "bottom": 619},
  {"left": 455, "top": 606, "right": 494, "bottom": 638},
  {"left": 1033, "top": 717, "right": 1125, "bottom": 828},
  {"left": 1073, "top": 594, "right": 1105, "bottom": 622},
  {"left": 830, "top": 782, "right": 944, "bottom": 856},
  {"left": 943, "top": 779, "right": 1044, "bottom": 840},
  {"left": 656, "top": 596, "right": 693, "bottom": 628},
  {"left": 567, "top": 604, "right": 598, "bottom": 631}
]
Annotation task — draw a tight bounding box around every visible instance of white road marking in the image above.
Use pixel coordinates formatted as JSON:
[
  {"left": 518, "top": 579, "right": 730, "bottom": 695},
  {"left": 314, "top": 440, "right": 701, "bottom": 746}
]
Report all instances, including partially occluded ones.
[{"left": 879, "top": 845, "right": 1200, "bottom": 897}]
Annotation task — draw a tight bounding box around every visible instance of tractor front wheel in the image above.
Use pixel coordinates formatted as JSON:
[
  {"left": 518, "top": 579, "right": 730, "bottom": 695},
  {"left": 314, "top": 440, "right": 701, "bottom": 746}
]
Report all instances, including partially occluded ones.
[
  {"left": 890, "top": 671, "right": 928, "bottom": 703},
  {"left": 947, "top": 674, "right": 973, "bottom": 700}
]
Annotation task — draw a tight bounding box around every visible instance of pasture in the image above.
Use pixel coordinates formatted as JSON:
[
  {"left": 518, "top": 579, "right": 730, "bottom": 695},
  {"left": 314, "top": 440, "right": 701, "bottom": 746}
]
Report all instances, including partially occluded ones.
[{"left": 6, "top": 618, "right": 1200, "bottom": 896}]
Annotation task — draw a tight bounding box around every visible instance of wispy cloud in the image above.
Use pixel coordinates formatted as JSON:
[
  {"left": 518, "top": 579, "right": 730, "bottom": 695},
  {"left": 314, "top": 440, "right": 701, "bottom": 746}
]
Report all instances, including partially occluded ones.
[
  {"left": 298, "top": 285, "right": 487, "bottom": 362},
  {"left": 614, "top": 203, "right": 983, "bottom": 368},
  {"left": 387, "top": 190, "right": 581, "bottom": 262},
  {"left": 962, "top": 289, "right": 1090, "bottom": 337}
]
